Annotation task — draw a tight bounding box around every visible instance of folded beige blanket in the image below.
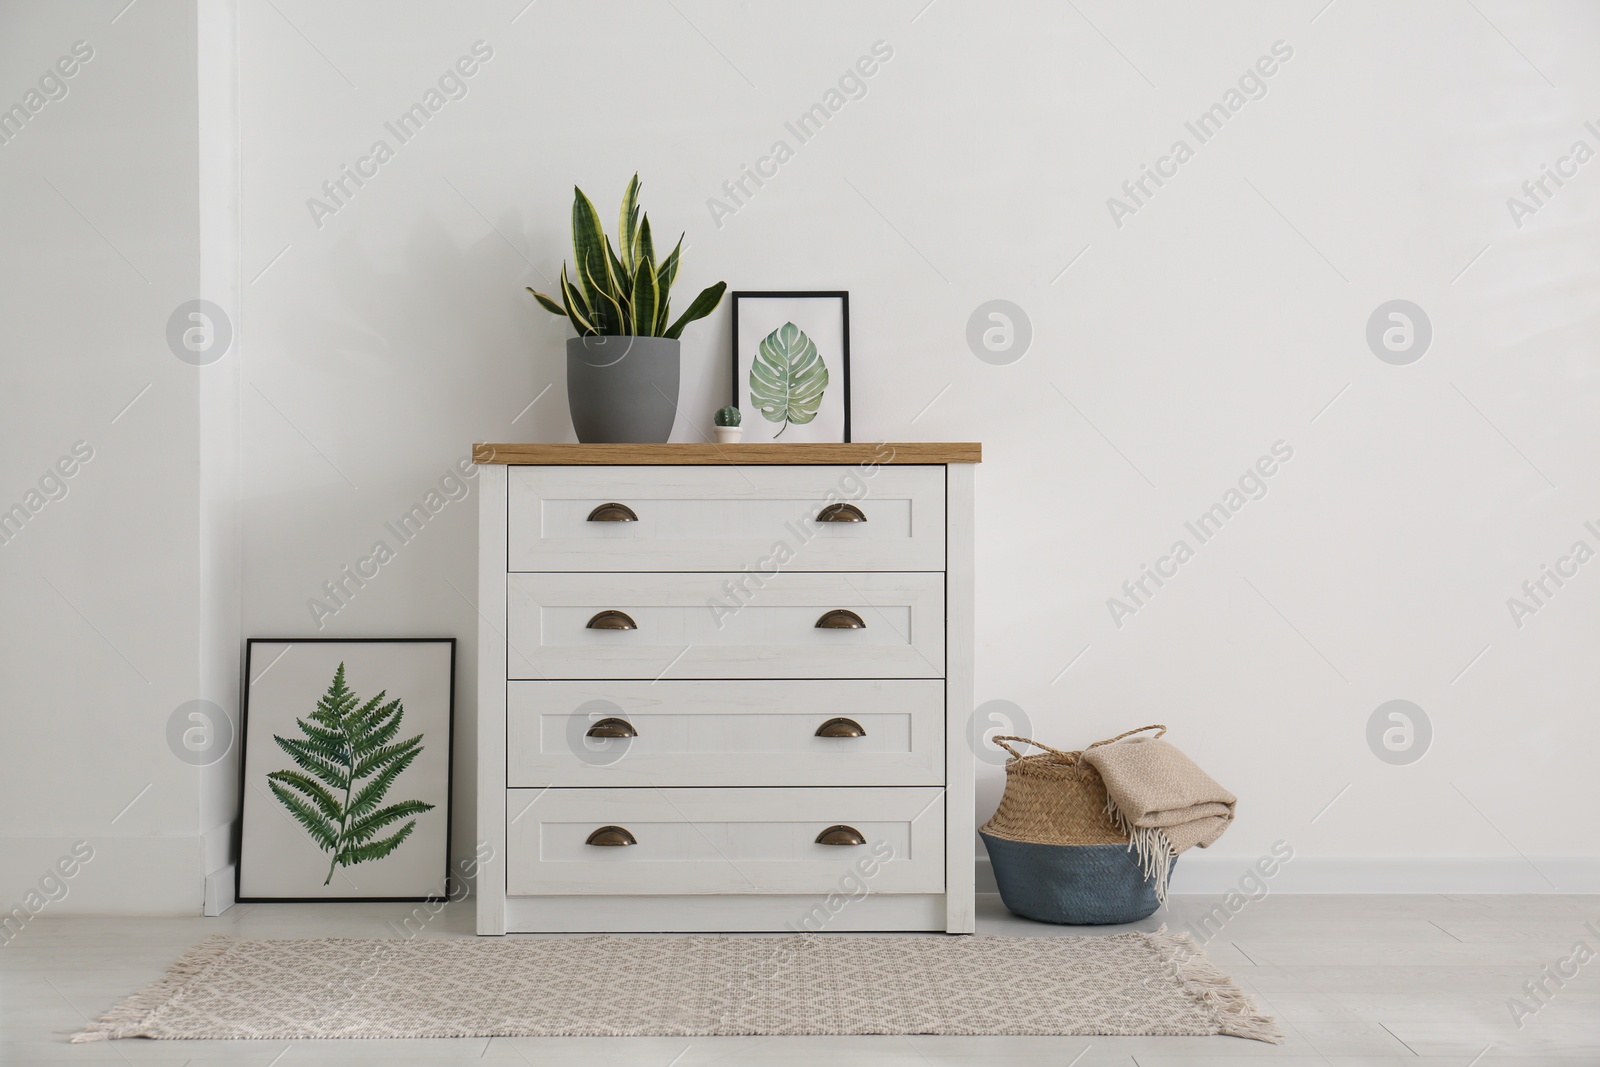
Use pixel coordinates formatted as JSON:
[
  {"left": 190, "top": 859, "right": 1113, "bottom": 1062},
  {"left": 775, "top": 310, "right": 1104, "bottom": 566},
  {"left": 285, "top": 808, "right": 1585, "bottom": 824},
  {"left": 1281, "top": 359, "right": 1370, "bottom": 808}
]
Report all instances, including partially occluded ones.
[{"left": 1080, "top": 729, "right": 1236, "bottom": 903}]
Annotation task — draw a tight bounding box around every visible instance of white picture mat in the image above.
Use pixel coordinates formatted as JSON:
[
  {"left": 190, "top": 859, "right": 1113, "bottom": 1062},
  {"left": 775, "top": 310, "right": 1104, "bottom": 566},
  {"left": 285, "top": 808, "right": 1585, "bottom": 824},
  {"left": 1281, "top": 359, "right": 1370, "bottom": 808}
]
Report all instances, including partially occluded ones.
[
  {"left": 239, "top": 640, "right": 453, "bottom": 900},
  {"left": 734, "top": 295, "right": 848, "bottom": 443}
]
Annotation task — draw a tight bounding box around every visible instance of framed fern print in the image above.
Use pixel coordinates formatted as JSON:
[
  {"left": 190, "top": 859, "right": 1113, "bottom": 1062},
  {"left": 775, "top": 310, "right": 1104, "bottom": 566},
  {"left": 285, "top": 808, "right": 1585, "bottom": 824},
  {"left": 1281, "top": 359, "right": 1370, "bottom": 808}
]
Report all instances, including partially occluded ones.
[
  {"left": 237, "top": 638, "right": 455, "bottom": 902},
  {"left": 731, "top": 291, "right": 850, "bottom": 443}
]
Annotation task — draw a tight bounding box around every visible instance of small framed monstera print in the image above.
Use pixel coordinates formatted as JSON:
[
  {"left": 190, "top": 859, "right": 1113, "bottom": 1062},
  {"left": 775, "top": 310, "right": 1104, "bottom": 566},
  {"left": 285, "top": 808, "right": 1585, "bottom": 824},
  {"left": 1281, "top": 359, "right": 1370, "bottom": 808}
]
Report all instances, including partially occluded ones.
[
  {"left": 237, "top": 638, "right": 454, "bottom": 902},
  {"left": 731, "top": 291, "right": 851, "bottom": 442}
]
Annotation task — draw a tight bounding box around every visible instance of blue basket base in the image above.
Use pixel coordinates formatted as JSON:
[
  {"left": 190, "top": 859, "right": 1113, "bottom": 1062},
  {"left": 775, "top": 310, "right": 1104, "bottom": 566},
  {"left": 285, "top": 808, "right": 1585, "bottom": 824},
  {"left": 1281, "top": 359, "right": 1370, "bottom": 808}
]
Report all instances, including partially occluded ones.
[{"left": 980, "top": 832, "right": 1174, "bottom": 926}]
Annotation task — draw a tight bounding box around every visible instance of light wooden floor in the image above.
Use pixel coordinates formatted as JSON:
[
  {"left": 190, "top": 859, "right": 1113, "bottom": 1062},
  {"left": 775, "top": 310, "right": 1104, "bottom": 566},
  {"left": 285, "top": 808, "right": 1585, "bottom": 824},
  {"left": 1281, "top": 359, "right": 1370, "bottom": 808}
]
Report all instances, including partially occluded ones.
[{"left": 4, "top": 893, "right": 1597, "bottom": 1065}]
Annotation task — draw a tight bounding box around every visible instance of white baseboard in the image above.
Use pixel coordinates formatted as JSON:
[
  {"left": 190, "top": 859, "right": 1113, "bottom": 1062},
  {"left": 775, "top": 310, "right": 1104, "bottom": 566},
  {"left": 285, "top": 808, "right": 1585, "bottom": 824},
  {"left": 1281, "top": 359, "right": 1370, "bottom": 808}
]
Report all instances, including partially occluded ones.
[
  {"left": 204, "top": 864, "right": 236, "bottom": 916},
  {"left": 202, "top": 821, "right": 235, "bottom": 880},
  {"left": 201, "top": 821, "right": 236, "bottom": 916},
  {"left": 5, "top": 840, "right": 1596, "bottom": 925},
  {"left": 977, "top": 855, "right": 1600, "bottom": 895}
]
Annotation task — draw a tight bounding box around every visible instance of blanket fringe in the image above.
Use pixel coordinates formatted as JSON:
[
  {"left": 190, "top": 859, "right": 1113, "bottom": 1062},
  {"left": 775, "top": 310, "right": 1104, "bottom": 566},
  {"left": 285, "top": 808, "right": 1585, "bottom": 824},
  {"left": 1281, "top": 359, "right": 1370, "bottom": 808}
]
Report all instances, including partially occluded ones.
[
  {"left": 1104, "top": 794, "right": 1174, "bottom": 905},
  {"left": 1152, "top": 928, "right": 1284, "bottom": 1044},
  {"left": 70, "top": 934, "right": 235, "bottom": 1042}
]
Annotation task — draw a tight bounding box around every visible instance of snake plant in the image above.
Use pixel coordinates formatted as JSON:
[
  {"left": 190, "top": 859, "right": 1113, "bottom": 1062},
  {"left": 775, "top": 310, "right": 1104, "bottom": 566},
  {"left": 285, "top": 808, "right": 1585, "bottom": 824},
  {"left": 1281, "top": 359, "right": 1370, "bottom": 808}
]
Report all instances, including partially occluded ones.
[{"left": 528, "top": 174, "right": 726, "bottom": 338}]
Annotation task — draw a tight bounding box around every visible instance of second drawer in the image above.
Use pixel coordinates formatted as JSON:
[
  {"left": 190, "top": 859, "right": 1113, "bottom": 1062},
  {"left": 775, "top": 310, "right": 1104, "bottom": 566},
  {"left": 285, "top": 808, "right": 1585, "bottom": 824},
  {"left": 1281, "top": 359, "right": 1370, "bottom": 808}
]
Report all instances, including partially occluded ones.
[
  {"left": 507, "top": 571, "right": 946, "bottom": 680},
  {"left": 507, "top": 679, "right": 945, "bottom": 787}
]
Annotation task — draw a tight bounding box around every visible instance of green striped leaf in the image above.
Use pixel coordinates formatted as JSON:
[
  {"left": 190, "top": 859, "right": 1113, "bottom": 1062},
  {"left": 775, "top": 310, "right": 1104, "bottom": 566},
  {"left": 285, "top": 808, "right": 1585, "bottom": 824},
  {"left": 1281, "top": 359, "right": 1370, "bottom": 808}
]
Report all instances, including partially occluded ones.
[
  {"left": 656, "top": 234, "right": 682, "bottom": 294},
  {"left": 605, "top": 238, "right": 630, "bottom": 303},
  {"left": 557, "top": 264, "right": 597, "bottom": 335},
  {"left": 571, "top": 186, "right": 611, "bottom": 315},
  {"left": 527, "top": 287, "right": 567, "bottom": 318},
  {"left": 637, "top": 214, "right": 656, "bottom": 278},
  {"left": 583, "top": 258, "right": 627, "bottom": 334},
  {"left": 664, "top": 281, "right": 726, "bottom": 339},
  {"left": 630, "top": 258, "right": 659, "bottom": 340},
  {"left": 617, "top": 173, "right": 641, "bottom": 273}
]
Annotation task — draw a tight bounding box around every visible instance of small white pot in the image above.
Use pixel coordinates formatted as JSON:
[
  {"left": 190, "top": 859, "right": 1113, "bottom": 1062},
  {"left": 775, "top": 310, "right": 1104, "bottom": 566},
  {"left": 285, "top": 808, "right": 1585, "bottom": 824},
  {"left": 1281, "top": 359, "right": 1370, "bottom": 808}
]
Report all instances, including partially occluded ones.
[{"left": 714, "top": 426, "right": 743, "bottom": 444}]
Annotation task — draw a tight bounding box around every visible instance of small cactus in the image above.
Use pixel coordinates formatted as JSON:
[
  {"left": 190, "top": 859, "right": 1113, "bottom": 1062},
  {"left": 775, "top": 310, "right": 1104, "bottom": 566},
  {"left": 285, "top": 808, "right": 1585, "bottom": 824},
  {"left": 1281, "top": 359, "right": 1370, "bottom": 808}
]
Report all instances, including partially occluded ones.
[{"left": 714, "top": 405, "right": 742, "bottom": 427}]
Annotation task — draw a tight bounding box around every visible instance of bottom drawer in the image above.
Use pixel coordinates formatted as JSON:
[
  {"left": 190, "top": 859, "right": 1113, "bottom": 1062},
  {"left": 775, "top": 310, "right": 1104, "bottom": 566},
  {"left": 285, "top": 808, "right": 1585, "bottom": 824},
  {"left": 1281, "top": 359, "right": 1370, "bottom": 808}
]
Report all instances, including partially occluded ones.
[{"left": 506, "top": 786, "right": 944, "bottom": 896}]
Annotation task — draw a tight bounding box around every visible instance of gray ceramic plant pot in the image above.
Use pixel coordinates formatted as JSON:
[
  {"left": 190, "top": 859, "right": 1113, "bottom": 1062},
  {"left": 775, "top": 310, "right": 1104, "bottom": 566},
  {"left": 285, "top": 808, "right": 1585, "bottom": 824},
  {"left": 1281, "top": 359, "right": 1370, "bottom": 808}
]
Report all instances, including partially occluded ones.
[{"left": 566, "top": 335, "right": 680, "bottom": 443}]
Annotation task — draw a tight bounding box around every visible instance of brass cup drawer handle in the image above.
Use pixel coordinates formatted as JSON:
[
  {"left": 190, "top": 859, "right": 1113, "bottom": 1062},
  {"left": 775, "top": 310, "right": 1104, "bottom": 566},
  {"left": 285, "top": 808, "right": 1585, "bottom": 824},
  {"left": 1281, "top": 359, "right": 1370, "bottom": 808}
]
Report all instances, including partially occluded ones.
[
  {"left": 815, "top": 825, "right": 866, "bottom": 846},
  {"left": 816, "top": 503, "right": 866, "bottom": 523},
  {"left": 586, "top": 826, "right": 637, "bottom": 846},
  {"left": 587, "top": 610, "right": 637, "bottom": 630},
  {"left": 815, "top": 717, "right": 866, "bottom": 738},
  {"left": 587, "top": 503, "right": 638, "bottom": 522},
  {"left": 815, "top": 609, "right": 866, "bottom": 630},
  {"left": 585, "top": 717, "right": 637, "bottom": 738}
]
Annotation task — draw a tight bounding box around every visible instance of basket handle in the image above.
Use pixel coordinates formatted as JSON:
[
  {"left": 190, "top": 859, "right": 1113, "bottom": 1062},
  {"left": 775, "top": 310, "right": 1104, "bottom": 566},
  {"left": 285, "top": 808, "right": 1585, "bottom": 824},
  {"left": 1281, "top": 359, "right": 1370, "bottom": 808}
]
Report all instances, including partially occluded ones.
[
  {"left": 1086, "top": 724, "right": 1167, "bottom": 749},
  {"left": 989, "top": 735, "right": 1079, "bottom": 761}
]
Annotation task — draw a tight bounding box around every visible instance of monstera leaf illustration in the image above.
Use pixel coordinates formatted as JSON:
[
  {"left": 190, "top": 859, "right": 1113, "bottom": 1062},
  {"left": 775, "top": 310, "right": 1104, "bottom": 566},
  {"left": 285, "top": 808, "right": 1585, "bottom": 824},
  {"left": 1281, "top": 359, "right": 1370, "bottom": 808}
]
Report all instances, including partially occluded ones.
[
  {"left": 267, "top": 663, "right": 434, "bottom": 886},
  {"left": 749, "top": 322, "right": 829, "bottom": 437}
]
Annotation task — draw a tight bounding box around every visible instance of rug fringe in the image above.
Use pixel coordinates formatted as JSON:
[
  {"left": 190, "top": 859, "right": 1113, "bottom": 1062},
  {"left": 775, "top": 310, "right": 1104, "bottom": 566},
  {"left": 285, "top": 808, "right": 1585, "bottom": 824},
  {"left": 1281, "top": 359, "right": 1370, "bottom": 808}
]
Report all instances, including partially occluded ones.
[
  {"left": 1151, "top": 929, "right": 1283, "bottom": 1044},
  {"left": 71, "top": 934, "right": 235, "bottom": 1042}
]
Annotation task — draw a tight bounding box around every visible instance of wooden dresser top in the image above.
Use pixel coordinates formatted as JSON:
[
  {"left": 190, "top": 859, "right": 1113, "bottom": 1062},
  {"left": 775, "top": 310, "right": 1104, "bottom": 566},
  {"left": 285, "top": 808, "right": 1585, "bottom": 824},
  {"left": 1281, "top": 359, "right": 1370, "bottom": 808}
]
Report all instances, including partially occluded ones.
[{"left": 472, "top": 443, "right": 981, "bottom": 465}]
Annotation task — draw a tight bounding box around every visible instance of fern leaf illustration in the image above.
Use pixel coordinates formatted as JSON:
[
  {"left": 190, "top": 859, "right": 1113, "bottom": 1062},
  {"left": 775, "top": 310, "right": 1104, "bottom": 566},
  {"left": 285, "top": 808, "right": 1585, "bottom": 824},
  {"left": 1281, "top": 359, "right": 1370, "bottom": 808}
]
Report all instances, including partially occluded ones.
[
  {"left": 344, "top": 799, "right": 433, "bottom": 847},
  {"left": 265, "top": 769, "right": 343, "bottom": 823},
  {"left": 266, "top": 779, "right": 339, "bottom": 851},
  {"left": 347, "top": 745, "right": 423, "bottom": 821},
  {"left": 338, "top": 820, "right": 421, "bottom": 867},
  {"left": 353, "top": 733, "right": 421, "bottom": 778},
  {"left": 268, "top": 662, "right": 436, "bottom": 885},
  {"left": 295, "top": 720, "right": 346, "bottom": 748},
  {"left": 347, "top": 691, "right": 392, "bottom": 733},
  {"left": 351, "top": 700, "right": 405, "bottom": 757},
  {"left": 272, "top": 737, "right": 351, "bottom": 791}
]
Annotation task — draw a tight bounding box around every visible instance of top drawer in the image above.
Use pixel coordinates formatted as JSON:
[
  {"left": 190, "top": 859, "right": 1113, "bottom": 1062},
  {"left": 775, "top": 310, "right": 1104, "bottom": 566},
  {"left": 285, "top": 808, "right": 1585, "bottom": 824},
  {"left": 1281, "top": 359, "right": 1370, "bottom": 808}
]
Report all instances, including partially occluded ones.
[{"left": 507, "top": 465, "right": 945, "bottom": 572}]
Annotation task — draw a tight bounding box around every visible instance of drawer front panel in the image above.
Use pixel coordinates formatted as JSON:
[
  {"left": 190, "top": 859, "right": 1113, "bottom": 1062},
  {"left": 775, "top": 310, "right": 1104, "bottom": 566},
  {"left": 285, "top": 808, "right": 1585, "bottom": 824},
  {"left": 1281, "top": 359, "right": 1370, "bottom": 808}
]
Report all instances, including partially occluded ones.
[
  {"left": 505, "top": 786, "right": 944, "bottom": 895},
  {"left": 507, "top": 679, "right": 945, "bottom": 787},
  {"left": 507, "top": 465, "right": 945, "bottom": 572},
  {"left": 506, "top": 572, "right": 945, "bottom": 680}
]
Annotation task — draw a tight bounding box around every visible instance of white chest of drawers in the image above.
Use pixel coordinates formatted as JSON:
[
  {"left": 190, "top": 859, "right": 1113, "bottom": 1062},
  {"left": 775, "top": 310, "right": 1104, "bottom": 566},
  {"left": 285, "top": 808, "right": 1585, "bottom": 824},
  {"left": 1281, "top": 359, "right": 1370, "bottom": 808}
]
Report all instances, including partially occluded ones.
[{"left": 473, "top": 442, "right": 980, "bottom": 934}]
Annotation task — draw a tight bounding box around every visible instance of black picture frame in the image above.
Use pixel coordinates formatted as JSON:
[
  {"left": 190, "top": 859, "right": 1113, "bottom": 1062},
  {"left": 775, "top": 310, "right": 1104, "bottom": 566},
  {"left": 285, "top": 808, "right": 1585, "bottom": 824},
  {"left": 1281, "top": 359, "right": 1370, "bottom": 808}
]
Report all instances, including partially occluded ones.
[
  {"left": 235, "top": 637, "right": 456, "bottom": 904},
  {"left": 730, "top": 290, "right": 851, "bottom": 443}
]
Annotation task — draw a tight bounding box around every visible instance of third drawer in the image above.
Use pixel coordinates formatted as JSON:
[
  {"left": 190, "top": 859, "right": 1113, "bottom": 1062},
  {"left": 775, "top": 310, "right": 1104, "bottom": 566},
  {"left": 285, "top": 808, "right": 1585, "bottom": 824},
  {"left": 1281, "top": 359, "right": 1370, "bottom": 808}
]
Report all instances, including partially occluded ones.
[{"left": 507, "top": 678, "right": 946, "bottom": 787}]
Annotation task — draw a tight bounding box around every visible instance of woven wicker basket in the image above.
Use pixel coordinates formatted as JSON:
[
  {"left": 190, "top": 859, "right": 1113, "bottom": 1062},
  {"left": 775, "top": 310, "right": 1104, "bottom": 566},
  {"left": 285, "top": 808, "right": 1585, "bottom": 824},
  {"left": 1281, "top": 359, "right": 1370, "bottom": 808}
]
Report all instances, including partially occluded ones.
[{"left": 979, "top": 726, "right": 1170, "bottom": 925}]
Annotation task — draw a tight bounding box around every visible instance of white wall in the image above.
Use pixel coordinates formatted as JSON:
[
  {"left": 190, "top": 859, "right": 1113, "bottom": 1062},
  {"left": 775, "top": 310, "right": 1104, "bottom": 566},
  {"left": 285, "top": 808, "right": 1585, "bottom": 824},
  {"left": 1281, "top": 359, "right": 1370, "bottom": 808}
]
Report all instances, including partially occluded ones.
[
  {"left": 235, "top": 0, "right": 1600, "bottom": 891},
  {"left": 5, "top": 0, "right": 1598, "bottom": 912},
  {"left": 0, "top": 0, "right": 209, "bottom": 913}
]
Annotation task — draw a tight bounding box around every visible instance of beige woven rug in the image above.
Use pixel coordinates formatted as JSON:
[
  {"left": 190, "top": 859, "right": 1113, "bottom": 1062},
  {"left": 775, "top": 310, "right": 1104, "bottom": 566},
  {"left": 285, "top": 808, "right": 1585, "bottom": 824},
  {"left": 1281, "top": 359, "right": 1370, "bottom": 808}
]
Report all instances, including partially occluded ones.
[{"left": 75, "top": 931, "right": 1280, "bottom": 1044}]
